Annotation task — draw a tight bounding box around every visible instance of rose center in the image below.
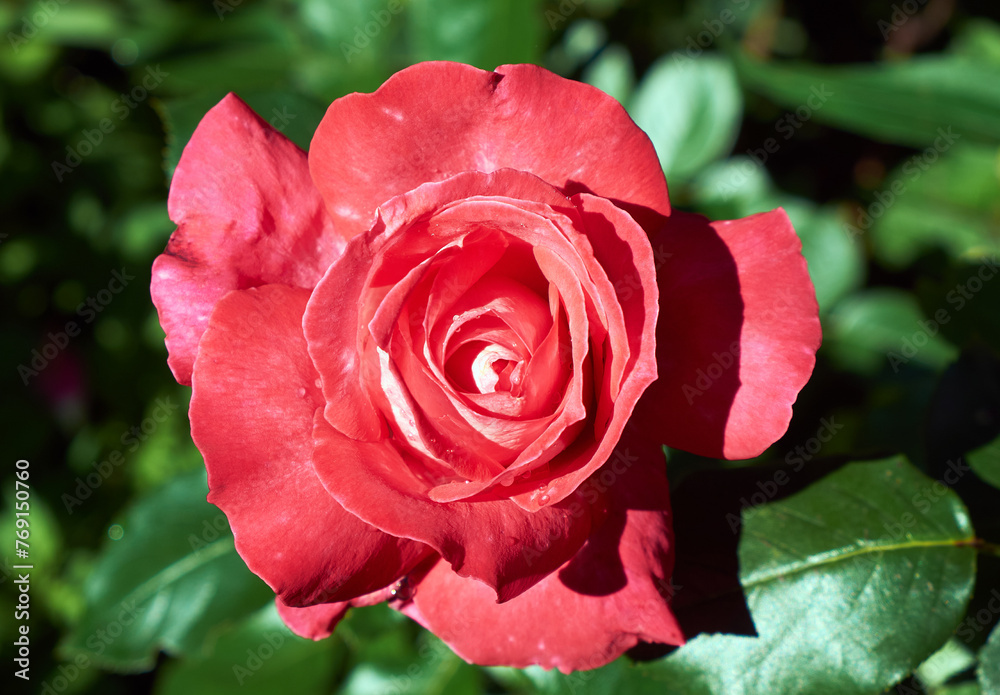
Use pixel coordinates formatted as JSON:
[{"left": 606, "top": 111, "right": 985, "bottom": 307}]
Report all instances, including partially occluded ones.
[
  {"left": 443, "top": 338, "right": 530, "bottom": 396},
  {"left": 470, "top": 345, "right": 524, "bottom": 394}
]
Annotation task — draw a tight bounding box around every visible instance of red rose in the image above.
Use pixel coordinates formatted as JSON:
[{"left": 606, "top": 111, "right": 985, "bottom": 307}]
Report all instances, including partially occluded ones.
[{"left": 152, "top": 61, "right": 820, "bottom": 672}]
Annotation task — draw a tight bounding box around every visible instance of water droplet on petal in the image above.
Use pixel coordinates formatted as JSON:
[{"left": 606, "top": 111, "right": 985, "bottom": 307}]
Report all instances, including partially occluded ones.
[
  {"left": 314, "top": 378, "right": 322, "bottom": 389},
  {"left": 389, "top": 576, "right": 412, "bottom": 601},
  {"left": 500, "top": 475, "right": 514, "bottom": 487},
  {"left": 297, "top": 387, "right": 306, "bottom": 398},
  {"left": 539, "top": 494, "right": 551, "bottom": 505}
]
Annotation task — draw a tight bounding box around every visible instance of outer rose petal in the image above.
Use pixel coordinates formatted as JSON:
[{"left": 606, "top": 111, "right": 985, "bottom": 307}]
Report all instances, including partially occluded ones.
[
  {"left": 275, "top": 598, "right": 348, "bottom": 641},
  {"left": 399, "top": 436, "right": 684, "bottom": 673},
  {"left": 312, "top": 415, "right": 601, "bottom": 603},
  {"left": 308, "top": 61, "right": 670, "bottom": 240},
  {"left": 191, "top": 284, "right": 430, "bottom": 606},
  {"left": 636, "top": 209, "right": 821, "bottom": 459},
  {"left": 275, "top": 582, "right": 404, "bottom": 640},
  {"left": 152, "top": 93, "right": 343, "bottom": 385}
]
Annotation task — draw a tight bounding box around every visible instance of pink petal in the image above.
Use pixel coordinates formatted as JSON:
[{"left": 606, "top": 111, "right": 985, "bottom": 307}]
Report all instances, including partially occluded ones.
[
  {"left": 311, "top": 414, "right": 601, "bottom": 603},
  {"left": 506, "top": 192, "right": 660, "bottom": 512},
  {"left": 275, "top": 598, "right": 349, "bottom": 641},
  {"left": 190, "top": 284, "right": 430, "bottom": 606},
  {"left": 399, "top": 439, "right": 684, "bottom": 673},
  {"left": 153, "top": 93, "right": 343, "bottom": 385},
  {"left": 308, "top": 61, "right": 669, "bottom": 240},
  {"left": 636, "top": 209, "right": 821, "bottom": 459},
  {"left": 274, "top": 581, "right": 406, "bottom": 640}
]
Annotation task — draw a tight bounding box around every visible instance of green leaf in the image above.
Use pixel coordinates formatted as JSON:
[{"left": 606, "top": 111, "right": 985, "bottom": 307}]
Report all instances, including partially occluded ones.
[
  {"left": 155, "top": 602, "right": 341, "bottom": 695},
  {"left": 981, "top": 625, "right": 1000, "bottom": 695},
  {"left": 915, "top": 638, "right": 978, "bottom": 690},
  {"left": 339, "top": 631, "right": 482, "bottom": 695},
  {"left": 60, "top": 470, "right": 273, "bottom": 671},
  {"left": 734, "top": 52, "right": 1000, "bottom": 147},
  {"left": 935, "top": 684, "right": 984, "bottom": 695},
  {"left": 825, "top": 289, "right": 958, "bottom": 376},
  {"left": 408, "top": 0, "right": 543, "bottom": 70},
  {"left": 951, "top": 19, "right": 1000, "bottom": 67},
  {"left": 867, "top": 143, "right": 1000, "bottom": 270},
  {"left": 969, "top": 432, "right": 1000, "bottom": 491},
  {"left": 629, "top": 53, "right": 743, "bottom": 183},
  {"left": 635, "top": 457, "right": 976, "bottom": 695},
  {"left": 487, "top": 661, "right": 633, "bottom": 694}
]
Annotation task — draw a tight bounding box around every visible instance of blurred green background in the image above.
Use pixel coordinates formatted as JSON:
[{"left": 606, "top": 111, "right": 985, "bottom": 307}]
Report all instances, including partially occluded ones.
[{"left": 2, "top": 0, "right": 1000, "bottom": 693}]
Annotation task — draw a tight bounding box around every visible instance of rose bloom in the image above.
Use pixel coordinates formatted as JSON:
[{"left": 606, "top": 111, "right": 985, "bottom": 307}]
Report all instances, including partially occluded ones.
[{"left": 152, "top": 61, "right": 820, "bottom": 673}]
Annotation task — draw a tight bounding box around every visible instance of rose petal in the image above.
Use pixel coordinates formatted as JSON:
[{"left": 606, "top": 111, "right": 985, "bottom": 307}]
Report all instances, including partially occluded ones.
[
  {"left": 399, "top": 438, "right": 684, "bottom": 673},
  {"left": 191, "top": 284, "right": 430, "bottom": 606},
  {"left": 636, "top": 209, "right": 821, "bottom": 459},
  {"left": 303, "top": 170, "right": 577, "bottom": 474},
  {"left": 301, "top": 225, "right": 389, "bottom": 442},
  {"left": 153, "top": 93, "right": 343, "bottom": 385},
  {"left": 312, "top": 414, "right": 601, "bottom": 602},
  {"left": 275, "top": 598, "right": 349, "bottom": 641},
  {"left": 505, "top": 193, "right": 659, "bottom": 511},
  {"left": 275, "top": 579, "right": 411, "bottom": 640},
  {"left": 309, "top": 62, "right": 669, "bottom": 240}
]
